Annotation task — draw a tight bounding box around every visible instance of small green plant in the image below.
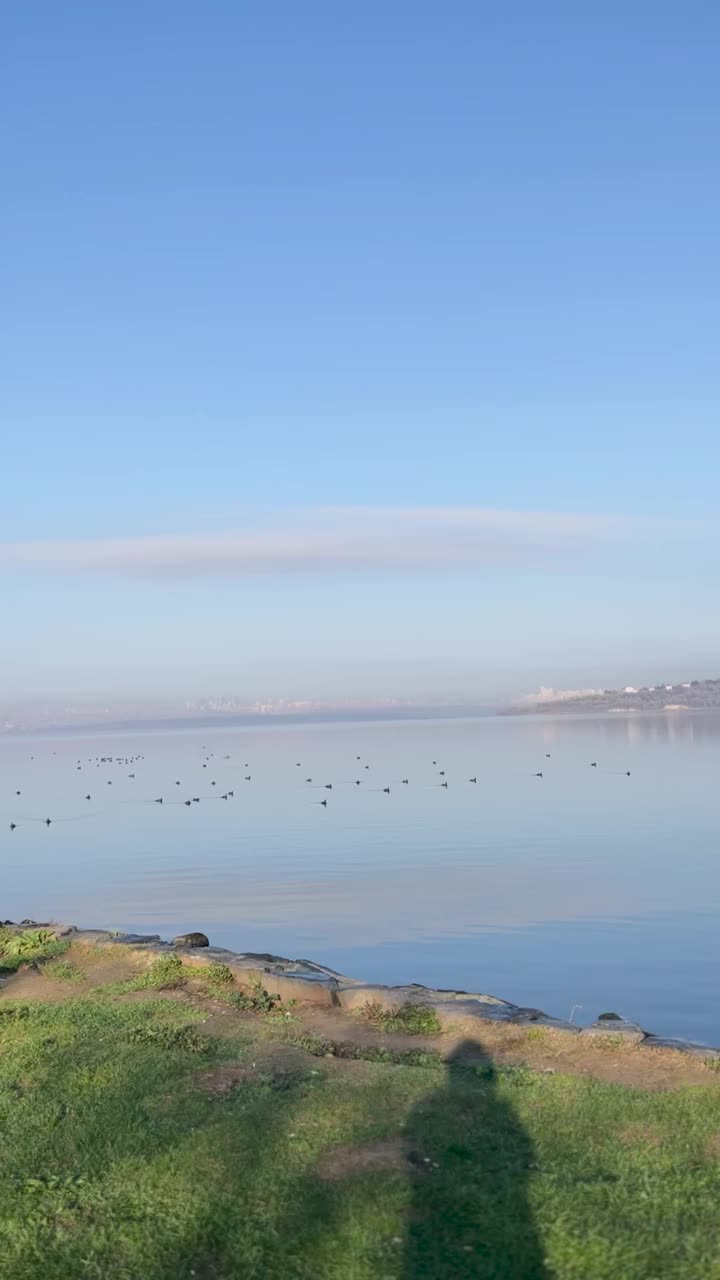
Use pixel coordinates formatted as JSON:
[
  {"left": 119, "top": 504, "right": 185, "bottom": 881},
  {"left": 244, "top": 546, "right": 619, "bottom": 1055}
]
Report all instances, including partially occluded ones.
[
  {"left": 497, "top": 1065, "right": 536, "bottom": 1087},
  {"left": 361, "top": 1000, "right": 442, "bottom": 1036},
  {"left": 202, "top": 962, "right": 235, "bottom": 990},
  {"left": 0, "top": 928, "right": 69, "bottom": 972},
  {"left": 44, "top": 959, "right": 84, "bottom": 984},
  {"left": 126, "top": 1023, "right": 210, "bottom": 1053},
  {"left": 101, "top": 951, "right": 187, "bottom": 995},
  {"left": 184, "top": 961, "right": 236, "bottom": 993},
  {"left": 140, "top": 952, "right": 186, "bottom": 990},
  {"left": 223, "top": 976, "right": 279, "bottom": 1013},
  {"left": 289, "top": 1031, "right": 334, "bottom": 1056},
  {"left": 0, "top": 1003, "right": 33, "bottom": 1021}
]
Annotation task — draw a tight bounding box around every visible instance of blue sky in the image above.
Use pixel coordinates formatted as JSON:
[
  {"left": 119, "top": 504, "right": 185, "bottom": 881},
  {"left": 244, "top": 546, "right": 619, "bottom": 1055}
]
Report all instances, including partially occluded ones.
[{"left": 3, "top": 3, "right": 719, "bottom": 708}]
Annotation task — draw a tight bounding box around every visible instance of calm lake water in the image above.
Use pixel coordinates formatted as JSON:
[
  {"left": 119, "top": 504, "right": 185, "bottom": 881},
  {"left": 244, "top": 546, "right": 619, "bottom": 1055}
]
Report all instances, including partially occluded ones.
[{"left": 2, "top": 712, "right": 719, "bottom": 1045}]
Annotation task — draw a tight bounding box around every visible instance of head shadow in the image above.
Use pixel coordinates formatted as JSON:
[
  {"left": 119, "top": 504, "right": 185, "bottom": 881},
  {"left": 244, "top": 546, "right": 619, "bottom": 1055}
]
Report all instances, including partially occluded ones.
[{"left": 402, "top": 1037, "right": 548, "bottom": 1278}]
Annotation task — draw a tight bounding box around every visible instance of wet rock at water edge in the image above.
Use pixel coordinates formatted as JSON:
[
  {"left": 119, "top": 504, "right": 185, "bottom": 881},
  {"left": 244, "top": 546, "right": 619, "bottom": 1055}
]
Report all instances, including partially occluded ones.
[{"left": 172, "top": 932, "right": 210, "bottom": 948}]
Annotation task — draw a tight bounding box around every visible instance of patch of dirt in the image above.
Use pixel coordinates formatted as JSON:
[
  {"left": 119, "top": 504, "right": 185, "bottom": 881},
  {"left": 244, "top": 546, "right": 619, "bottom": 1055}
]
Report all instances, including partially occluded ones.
[
  {"left": 316, "top": 1138, "right": 416, "bottom": 1181},
  {"left": 0, "top": 966, "right": 73, "bottom": 1002},
  {"left": 196, "top": 1063, "right": 258, "bottom": 1093},
  {"left": 462, "top": 1021, "right": 718, "bottom": 1091},
  {"left": 618, "top": 1124, "right": 663, "bottom": 1147},
  {"left": 69, "top": 943, "right": 149, "bottom": 985},
  {"left": 704, "top": 1134, "right": 720, "bottom": 1160},
  {"left": 116, "top": 988, "right": 191, "bottom": 1004},
  {"left": 196, "top": 1040, "right": 315, "bottom": 1095},
  {"left": 0, "top": 943, "right": 147, "bottom": 1002}
]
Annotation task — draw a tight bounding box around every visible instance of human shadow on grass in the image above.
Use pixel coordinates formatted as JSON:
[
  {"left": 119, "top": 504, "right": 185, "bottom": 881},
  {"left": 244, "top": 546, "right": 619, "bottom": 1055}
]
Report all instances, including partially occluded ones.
[{"left": 402, "top": 1039, "right": 548, "bottom": 1279}]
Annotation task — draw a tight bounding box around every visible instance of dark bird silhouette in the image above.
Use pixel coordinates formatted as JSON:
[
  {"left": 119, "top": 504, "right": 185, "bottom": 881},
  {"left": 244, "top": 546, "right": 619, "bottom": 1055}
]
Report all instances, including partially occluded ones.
[
  {"left": 438, "top": 770, "right": 445, "bottom": 776},
  {"left": 545, "top": 754, "right": 551, "bottom": 759},
  {"left": 84, "top": 794, "right": 91, "bottom": 800},
  {"left": 357, "top": 756, "right": 361, "bottom": 760},
  {"left": 227, "top": 790, "right": 234, "bottom": 797},
  {"left": 319, "top": 799, "right": 328, "bottom": 807},
  {"left": 244, "top": 776, "right": 251, "bottom": 782},
  {"left": 432, "top": 760, "right": 437, "bottom": 765},
  {"left": 129, "top": 773, "right": 135, "bottom": 778},
  {"left": 441, "top": 781, "right": 448, "bottom": 789},
  {"left": 10, "top": 822, "right": 16, "bottom": 830},
  {"left": 45, "top": 818, "right": 51, "bottom": 826},
  {"left": 383, "top": 787, "right": 390, "bottom": 794},
  {"left": 402, "top": 779, "right": 409, "bottom": 784},
  {"left": 184, "top": 800, "right": 191, "bottom": 806},
  {"left": 535, "top": 772, "right": 543, "bottom": 778},
  {"left": 590, "top": 762, "right": 597, "bottom": 768},
  {"left": 154, "top": 798, "right": 163, "bottom": 804},
  {"left": 107, "top": 780, "right": 112, "bottom": 785},
  {"left": 221, "top": 793, "right": 228, "bottom": 800},
  {"left": 305, "top": 778, "right": 312, "bottom": 783},
  {"left": 364, "top": 764, "right": 370, "bottom": 770},
  {"left": 203, "top": 763, "right": 207, "bottom": 768},
  {"left": 296, "top": 762, "right": 301, "bottom": 767},
  {"left": 325, "top": 784, "right": 333, "bottom": 790},
  {"left": 175, "top": 781, "right": 181, "bottom": 786},
  {"left": 211, "top": 781, "right": 216, "bottom": 786},
  {"left": 192, "top": 797, "right": 200, "bottom": 803},
  {"left": 626, "top": 771, "right": 631, "bottom": 776},
  {"left": 16, "top": 790, "right": 20, "bottom": 796},
  {"left": 469, "top": 777, "right": 477, "bottom": 783}
]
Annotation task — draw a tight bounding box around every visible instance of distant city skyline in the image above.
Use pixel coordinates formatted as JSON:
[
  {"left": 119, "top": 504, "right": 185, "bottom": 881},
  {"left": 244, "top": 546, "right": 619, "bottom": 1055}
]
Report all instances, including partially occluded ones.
[
  {"left": 4, "top": 6, "right": 720, "bottom": 708},
  {"left": 4, "top": 667, "right": 720, "bottom": 734}
]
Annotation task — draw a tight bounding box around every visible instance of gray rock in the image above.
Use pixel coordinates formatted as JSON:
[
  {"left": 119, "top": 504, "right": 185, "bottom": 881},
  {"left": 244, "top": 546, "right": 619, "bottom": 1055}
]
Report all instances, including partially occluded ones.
[
  {"left": 642, "top": 1035, "right": 720, "bottom": 1059},
  {"left": 582, "top": 1019, "right": 646, "bottom": 1045},
  {"left": 109, "top": 933, "right": 162, "bottom": 946},
  {"left": 172, "top": 931, "right": 209, "bottom": 948}
]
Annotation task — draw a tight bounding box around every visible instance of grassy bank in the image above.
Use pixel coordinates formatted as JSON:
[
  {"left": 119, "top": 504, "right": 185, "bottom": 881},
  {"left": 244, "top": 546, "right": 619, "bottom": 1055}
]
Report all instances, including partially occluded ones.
[{"left": 1, "top": 938, "right": 720, "bottom": 1278}]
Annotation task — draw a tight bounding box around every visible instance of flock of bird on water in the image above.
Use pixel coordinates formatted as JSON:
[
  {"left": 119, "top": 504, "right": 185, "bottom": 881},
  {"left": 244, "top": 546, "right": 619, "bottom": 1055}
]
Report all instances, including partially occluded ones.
[{"left": 6, "top": 746, "right": 632, "bottom": 831}]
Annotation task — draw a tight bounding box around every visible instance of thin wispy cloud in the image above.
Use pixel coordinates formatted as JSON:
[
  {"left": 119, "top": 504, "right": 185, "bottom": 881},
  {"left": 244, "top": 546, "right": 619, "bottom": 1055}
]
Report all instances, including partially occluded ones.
[{"left": 0, "top": 508, "right": 706, "bottom": 578}]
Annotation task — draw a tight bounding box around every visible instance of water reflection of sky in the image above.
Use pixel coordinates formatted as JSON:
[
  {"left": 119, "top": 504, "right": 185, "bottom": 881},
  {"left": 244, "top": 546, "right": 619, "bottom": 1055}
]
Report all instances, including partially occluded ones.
[{"left": 2, "top": 712, "right": 719, "bottom": 1043}]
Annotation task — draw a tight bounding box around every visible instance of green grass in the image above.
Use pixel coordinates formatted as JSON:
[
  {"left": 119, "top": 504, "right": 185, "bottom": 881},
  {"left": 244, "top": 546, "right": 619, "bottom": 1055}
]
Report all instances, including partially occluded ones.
[
  {"left": 189, "top": 961, "right": 236, "bottom": 991},
  {"left": 362, "top": 999, "right": 442, "bottom": 1036},
  {"left": 280, "top": 1026, "right": 444, "bottom": 1069},
  {"left": 99, "top": 956, "right": 279, "bottom": 1011},
  {"left": 97, "top": 950, "right": 191, "bottom": 996},
  {"left": 1, "top": 993, "right": 720, "bottom": 1279},
  {"left": 42, "top": 960, "right": 85, "bottom": 985}
]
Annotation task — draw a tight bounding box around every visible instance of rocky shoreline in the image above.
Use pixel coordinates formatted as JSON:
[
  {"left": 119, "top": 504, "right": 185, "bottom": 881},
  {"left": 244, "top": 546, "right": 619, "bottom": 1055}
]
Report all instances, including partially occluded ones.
[{"left": 3, "top": 919, "right": 718, "bottom": 1060}]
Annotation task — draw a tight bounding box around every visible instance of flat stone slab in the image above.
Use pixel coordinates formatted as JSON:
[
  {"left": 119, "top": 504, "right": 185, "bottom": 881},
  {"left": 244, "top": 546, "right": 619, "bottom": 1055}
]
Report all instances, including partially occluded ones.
[
  {"left": 581, "top": 1020, "right": 646, "bottom": 1045},
  {"left": 643, "top": 1035, "right": 719, "bottom": 1059}
]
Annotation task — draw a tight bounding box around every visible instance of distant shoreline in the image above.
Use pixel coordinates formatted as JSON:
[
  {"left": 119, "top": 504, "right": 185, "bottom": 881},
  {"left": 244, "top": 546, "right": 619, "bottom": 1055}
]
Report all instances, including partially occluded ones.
[
  {"left": 0, "top": 703, "right": 497, "bottom": 740},
  {"left": 4, "top": 702, "right": 720, "bottom": 742}
]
